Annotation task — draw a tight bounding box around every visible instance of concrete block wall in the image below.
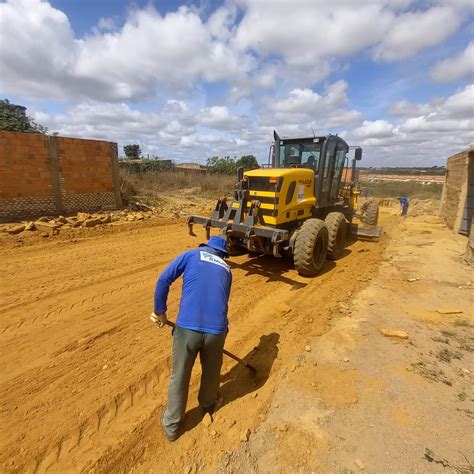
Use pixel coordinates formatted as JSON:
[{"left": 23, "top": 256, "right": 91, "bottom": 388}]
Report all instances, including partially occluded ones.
[
  {"left": 440, "top": 148, "right": 473, "bottom": 234},
  {"left": 0, "top": 131, "right": 122, "bottom": 222}
]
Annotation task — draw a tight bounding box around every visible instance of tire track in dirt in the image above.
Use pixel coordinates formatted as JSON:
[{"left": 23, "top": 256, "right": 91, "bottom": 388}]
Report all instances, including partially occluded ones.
[
  {"left": 1, "top": 247, "right": 185, "bottom": 313},
  {"left": 1, "top": 279, "right": 149, "bottom": 334},
  {"left": 27, "top": 361, "right": 169, "bottom": 474}
]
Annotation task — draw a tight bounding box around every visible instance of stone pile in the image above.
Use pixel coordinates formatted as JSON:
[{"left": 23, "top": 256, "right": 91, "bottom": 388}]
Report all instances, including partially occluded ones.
[{"left": 2, "top": 209, "right": 154, "bottom": 237}]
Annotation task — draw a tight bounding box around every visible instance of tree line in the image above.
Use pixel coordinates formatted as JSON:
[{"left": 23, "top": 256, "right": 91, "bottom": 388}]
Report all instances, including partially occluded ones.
[
  {"left": 0, "top": 99, "right": 48, "bottom": 134},
  {"left": 206, "top": 155, "right": 259, "bottom": 173},
  {"left": 123, "top": 143, "right": 260, "bottom": 174}
]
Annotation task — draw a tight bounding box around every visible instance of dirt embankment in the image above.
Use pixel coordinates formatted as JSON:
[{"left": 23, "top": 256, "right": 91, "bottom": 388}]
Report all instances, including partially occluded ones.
[{"left": 0, "top": 208, "right": 396, "bottom": 473}]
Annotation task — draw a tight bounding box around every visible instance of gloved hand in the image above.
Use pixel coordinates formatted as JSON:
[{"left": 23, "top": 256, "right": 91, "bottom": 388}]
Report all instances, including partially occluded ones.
[{"left": 150, "top": 311, "right": 167, "bottom": 328}]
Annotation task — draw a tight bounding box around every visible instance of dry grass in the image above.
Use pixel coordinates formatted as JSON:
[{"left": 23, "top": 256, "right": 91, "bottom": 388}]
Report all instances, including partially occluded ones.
[
  {"left": 360, "top": 180, "right": 443, "bottom": 199},
  {"left": 120, "top": 170, "right": 235, "bottom": 204}
]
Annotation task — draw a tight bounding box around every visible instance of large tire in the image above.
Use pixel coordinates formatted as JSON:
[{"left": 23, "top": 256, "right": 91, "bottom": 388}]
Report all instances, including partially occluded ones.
[
  {"left": 364, "top": 201, "right": 379, "bottom": 226},
  {"left": 325, "top": 212, "right": 346, "bottom": 260},
  {"left": 294, "top": 218, "right": 328, "bottom": 276},
  {"left": 226, "top": 236, "right": 245, "bottom": 256}
]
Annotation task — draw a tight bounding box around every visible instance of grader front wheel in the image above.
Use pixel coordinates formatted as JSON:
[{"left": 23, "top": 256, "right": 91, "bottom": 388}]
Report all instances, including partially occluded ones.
[{"left": 294, "top": 218, "right": 328, "bottom": 276}]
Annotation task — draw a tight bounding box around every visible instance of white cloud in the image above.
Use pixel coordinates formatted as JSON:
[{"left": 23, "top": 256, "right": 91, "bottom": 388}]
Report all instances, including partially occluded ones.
[
  {"left": 32, "top": 99, "right": 252, "bottom": 161},
  {"left": 442, "top": 83, "right": 474, "bottom": 117},
  {"left": 0, "top": 1, "right": 254, "bottom": 101},
  {"left": 431, "top": 42, "right": 474, "bottom": 82},
  {"left": 93, "top": 16, "right": 118, "bottom": 33},
  {"left": 268, "top": 89, "right": 324, "bottom": 115},
  {"left": 388, "top": 100, "right": 434, "bottom": 117},
  {"left": 352, "top": 120, "right": 396, "bottom": 139},
  {"left": 235, "top": 1, "right": 393, "bottom": 67},
  {"left": 373, "top": 7, "right": 461, "bottom": 61},
  {"left": 2, "top": 0, "right": 473, "bottom": 167},
  {"left": 346, "top": 84, "right": 474, "bottom": 165},
  {"left": 197, "top": 106, "right": 246, "bottom": 130},
  {"left": 235, "top": 1, "right": 466, "bottom": 70},
  {"left": 206, "top": 4, "right": 237, "bottom": 41},
  {"left": 263, "top": 80, "right": 352, "bottom": 124},
  {"left": 382, "top": 86, "right": 473, "bottom": 120},
  {"left": 1, "top": 0, "right": 470, "bottom": 104},
  {"left": 33, "top": 83, "right": 472, "bottom": 167},
  {"left": 0, "top": 0, "right": 83, "bottom": 99}
]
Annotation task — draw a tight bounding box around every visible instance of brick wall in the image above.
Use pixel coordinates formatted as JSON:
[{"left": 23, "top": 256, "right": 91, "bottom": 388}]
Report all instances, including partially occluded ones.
[
  {"left": 440, "top": 148, "right": 473, "bottom": 233},
  {"left": 0, "top": 131, "right": 122, "bottom": 222}
]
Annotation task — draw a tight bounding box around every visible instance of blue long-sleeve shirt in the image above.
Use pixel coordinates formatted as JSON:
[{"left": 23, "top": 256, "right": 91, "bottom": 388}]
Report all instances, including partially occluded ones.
[{"left": 154, "top": 246, "right": 232, "bottom": 334}]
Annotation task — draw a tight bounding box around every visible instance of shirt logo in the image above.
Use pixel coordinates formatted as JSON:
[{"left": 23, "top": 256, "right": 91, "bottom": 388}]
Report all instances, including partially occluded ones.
[{"left": 200, "top": 251, "right": 230, "bottom": 271}]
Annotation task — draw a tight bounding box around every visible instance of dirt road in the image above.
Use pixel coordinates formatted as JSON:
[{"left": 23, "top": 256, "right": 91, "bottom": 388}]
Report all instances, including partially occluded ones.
[{"left": 0, "top": 212, "right": 394, "bottom": 473}]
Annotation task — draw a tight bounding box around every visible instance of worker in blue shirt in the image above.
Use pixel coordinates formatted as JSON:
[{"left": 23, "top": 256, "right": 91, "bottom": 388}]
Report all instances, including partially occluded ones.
[
  {"left": 150, "top": 235, "right": 232, "bottom": 441},
  {"left": 399, "top": 195, "right": 409, "bottom": 217}
]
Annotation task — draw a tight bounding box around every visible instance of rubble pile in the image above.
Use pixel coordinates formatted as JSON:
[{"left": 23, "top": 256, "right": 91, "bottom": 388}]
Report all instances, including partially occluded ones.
[{"left": 1, "top": 208, "right": 156, "bottom": 237}]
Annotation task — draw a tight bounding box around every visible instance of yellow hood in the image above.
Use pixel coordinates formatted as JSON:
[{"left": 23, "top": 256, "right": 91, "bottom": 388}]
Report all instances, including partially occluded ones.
[{"left": 244, "top": 168, "right": 314, "bottom": 179}]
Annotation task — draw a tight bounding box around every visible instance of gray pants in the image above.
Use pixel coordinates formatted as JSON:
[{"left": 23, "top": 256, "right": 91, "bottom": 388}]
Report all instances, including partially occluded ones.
[{"left": 162, "top": 325, "right": 226, "bottom": 438}]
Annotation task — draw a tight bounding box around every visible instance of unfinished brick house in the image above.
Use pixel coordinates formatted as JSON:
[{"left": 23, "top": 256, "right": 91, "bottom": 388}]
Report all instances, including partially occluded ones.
[
  {"left": 440, "top": 148, "right": 474, "bottom": 263},
  {"left": 440, "top": 148, "right": 473, "bottom": 235}
]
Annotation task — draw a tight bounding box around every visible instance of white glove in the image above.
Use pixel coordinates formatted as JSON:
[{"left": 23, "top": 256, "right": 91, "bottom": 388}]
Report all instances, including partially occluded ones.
[{"left": 150, "top": 311, "right": 167, "bottom": 328}]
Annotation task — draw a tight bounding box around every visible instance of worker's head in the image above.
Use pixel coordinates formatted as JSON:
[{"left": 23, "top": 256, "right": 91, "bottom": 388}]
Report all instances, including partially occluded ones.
[{"left": 200, "top": 235, "right": 229, "bottom": 258}]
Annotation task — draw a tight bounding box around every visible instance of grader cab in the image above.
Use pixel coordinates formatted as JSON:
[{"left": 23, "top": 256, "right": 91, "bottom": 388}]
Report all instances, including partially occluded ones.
[{"left": 187, "top": 131, "right": 381, "bottom": 276}]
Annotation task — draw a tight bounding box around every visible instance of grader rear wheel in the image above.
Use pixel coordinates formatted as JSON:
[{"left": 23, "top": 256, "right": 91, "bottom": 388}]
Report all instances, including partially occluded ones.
[
  {"left": 325, "top": 212, "right": 346, "bottom": 260},
  {"left": 294, "top": 218, "right": 328, "bottom": 276},
  {"left": 364, "top": 201, "right": 380, "bottom": 226}
]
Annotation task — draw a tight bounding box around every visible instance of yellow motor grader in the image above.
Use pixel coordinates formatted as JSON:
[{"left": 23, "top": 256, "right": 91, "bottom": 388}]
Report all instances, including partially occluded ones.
[{"left": 187, "top": 131, "right": 381, "bottom": 276}]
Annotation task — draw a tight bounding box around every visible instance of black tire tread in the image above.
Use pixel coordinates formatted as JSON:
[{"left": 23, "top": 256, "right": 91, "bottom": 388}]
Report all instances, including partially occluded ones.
[
  {"left": 326, "top": 212, "right": 346, "bottom": 260},
  {"left": 365, "top": 201, "right": 379, "bottom": 226},
  {"left": 294, "top": 218, "right": 328, "bottom": 276}
]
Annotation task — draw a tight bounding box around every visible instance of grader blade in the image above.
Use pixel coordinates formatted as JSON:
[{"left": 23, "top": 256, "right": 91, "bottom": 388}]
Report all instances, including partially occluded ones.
[{"left": 350, "top": 223, "right": 383, "bottom": 241}]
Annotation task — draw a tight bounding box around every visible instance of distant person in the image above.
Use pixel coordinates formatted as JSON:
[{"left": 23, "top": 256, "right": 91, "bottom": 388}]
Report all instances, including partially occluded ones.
[
  {"left": 150, "top": 236, "right": 232, "bottom": 442},
  {"left": 363, "top": 188, "right": 369, "bottom": 198},
  {"left": 398, "top": 196, "right": 409, "bottom": 217}
]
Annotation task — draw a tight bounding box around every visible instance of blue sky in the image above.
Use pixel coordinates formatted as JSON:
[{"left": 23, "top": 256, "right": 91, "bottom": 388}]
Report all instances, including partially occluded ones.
[{"left": 1, "top": 0, "right": 473, "bottom": 165}]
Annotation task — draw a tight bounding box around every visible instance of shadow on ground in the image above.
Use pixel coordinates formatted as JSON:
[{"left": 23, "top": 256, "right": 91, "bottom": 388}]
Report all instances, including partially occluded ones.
[
  {"left": 219, "top": 332, "right": 280, "bottom": 406},
  {"left": 226, "top": 226, "right": 365, "bottom": 285},
  {"left": 182, "top": 333, "right": 280, "bottom": 434},
  {"left": 227, "top": 254, "right": 304, "bottom": 288}
]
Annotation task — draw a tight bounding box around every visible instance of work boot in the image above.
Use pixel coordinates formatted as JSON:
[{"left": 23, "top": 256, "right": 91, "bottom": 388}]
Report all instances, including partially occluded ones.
[
  {"left": 200, "top": 404, "right": 214, "bottom": 416},
  {"left": 164, "top": 430, "right": 179, "bottom": 442},
  {"left": 161, "top": 411, "right": 180, "bottom": 442},
  {"left": 200, "top": 396, "right": 223, "bottom": 416}
]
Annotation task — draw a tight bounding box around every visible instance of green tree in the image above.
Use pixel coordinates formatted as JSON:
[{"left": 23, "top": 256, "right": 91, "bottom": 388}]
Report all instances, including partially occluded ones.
[
  {"left": 0, "top": 99, "right": 48, "bottom": 134},
  {"left": 124, "top": 144, "right": 142, "bottom": 160},
  {"left": 236, "top": 155, "right": 260, "bottom": 170},
  {"left": 206, "top": 156, "right": 237, "bottom": 174}
]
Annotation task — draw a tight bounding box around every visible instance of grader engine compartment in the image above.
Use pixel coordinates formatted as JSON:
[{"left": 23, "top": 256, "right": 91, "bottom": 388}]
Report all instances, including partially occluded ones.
[{"left": 241, "top": 168, "right": 316, "bottom": 226}]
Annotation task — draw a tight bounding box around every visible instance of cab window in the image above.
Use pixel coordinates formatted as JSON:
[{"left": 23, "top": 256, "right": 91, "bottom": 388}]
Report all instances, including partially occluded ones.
[
  {"left": 301, "top": 151, "right": 320, "bottom": 171},
  {"left": 279, "top": 142, "right": 321, "bottom": 170}
]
